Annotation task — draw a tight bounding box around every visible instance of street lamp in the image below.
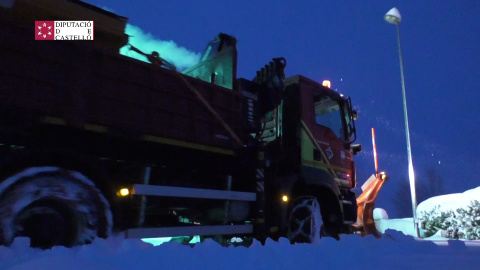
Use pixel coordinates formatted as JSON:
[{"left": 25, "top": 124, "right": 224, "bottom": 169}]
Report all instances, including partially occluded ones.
[{"left": 384, "top": 7, "right": 419, "bottom": 237}]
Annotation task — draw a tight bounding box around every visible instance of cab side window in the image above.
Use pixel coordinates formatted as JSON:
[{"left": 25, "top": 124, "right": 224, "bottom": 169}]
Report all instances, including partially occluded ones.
[{"left": 314, "top": 95, "right": 343, "bottom": 140}]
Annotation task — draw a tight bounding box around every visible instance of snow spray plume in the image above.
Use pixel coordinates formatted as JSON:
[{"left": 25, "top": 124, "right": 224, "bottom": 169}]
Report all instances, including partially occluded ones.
[{"left": 120, "top": 24, "right": 201, "bottom": 71}]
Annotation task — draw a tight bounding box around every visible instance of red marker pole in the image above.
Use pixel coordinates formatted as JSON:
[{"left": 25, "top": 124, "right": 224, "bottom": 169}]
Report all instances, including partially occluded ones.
[{"left": 372, "top": 128, "right": 378, "bottom": 176}]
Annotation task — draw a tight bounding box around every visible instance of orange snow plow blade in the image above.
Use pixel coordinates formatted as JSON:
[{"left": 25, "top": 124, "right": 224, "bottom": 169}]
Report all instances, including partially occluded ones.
[{"left": 354, "top": 172, "right": 388, "bottom": 238}]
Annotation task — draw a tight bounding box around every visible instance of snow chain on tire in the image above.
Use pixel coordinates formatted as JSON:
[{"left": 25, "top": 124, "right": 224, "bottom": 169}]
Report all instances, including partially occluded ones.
[
  {"left": 287, "top": 197, "right": 323, "bottom": 244},
  {"left": 0, "top": 167, "right": 112, "bottom": 247}
]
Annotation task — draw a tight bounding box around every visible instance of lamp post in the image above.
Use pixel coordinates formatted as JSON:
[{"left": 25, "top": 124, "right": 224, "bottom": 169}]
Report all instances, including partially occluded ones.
[{"left": 384, "top": 7, "right": 419, "bottom": 237}]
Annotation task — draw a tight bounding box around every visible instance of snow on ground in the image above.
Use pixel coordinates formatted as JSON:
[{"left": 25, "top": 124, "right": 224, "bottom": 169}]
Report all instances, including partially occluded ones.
[
  {"left": 1, "top": 230, "right": 479, "bottom": 270},
  {"left": 376, "top": 217, "right": 417, "bottom": 236},
  {"left": 1, "top": 188, "right": 480, "bottom": 270}
]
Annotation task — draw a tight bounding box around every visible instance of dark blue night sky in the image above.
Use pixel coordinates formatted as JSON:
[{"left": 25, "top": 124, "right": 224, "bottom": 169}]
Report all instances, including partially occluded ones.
[{"left": 87, "top": 0, "right": 480, "bottom": 217}]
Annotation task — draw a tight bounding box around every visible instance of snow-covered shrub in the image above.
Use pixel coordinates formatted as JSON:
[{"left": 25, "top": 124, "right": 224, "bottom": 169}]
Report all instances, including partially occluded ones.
[
  {"left": 419, "top": 206, "right": 453, "bottom": 238},
  {"left": 454, "top": 200, "right": 480, "bottom": 240},
  {"left": 419, "top": 200, "right": 480, "bottom": 240}
]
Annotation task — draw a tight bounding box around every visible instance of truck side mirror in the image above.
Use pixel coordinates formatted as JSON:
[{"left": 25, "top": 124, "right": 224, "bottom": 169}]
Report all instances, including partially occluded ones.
[{"left": 351, "top": 144, "right": 362, "bottom": 155}]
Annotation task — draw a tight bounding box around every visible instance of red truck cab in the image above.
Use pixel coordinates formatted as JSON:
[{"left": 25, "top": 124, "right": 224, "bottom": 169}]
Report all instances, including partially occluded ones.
[{"left": 259, "top": 75, "right": 360, "bottom": 240}]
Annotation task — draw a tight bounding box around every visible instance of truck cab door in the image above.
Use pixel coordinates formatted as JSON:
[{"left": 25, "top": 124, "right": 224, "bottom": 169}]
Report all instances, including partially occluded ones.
[{"left": 301, "top": 89, "right": 354, "bottom": 189}]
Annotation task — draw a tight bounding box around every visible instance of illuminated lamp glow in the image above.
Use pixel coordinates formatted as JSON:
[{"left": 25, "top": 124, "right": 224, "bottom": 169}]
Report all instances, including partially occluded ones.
[
  {"left": 322, "top": 80, "right": 331, "bottom": 88},
  {"left": 118, "top": 188, "right": 130, "bottom": 196}
]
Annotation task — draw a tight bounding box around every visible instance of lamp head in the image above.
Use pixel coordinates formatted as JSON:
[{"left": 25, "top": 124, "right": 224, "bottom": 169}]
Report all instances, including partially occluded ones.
[{"left": 384, "top": 7, "right": 401, "bottom": 24}]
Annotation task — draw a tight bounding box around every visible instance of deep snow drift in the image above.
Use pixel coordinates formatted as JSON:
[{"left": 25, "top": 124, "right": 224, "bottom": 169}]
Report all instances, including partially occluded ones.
[
  {"left": 1, "top": 231, "right": 479, "bottom": 270},
  {"left": 417, "top": 186, "right": 480, "bottom": 214},
  {"left": 1, "top": 188, "right": 480, "bottom": 270}
]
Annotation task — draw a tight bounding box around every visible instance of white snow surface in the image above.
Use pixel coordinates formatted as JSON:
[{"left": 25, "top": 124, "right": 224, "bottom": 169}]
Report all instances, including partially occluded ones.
[
  {"left": 1, "top": 229, "right": 480, "bottom": 269},
  {"left": 2, "top": 189, "right": 480, "bottom": 269},
  {"left": 417, "top": 186, "right": 480, "bottom": 214},
  {"left": 376, "top": 218, "right": 418, "bottom": 236}
]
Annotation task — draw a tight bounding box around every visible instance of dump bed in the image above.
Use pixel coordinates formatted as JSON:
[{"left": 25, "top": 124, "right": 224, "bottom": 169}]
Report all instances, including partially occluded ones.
[{"left": 0, "top": 14, "right": 244, "bottom": 151}]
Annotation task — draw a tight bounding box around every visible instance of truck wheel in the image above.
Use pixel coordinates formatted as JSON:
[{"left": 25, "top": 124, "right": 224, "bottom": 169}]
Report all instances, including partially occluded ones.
[
  {"left": 0, "top": 167, "right": 112, "bottom": 248},
  {"left": 287, "top": 197, "right": 322, "bottom": 244}
]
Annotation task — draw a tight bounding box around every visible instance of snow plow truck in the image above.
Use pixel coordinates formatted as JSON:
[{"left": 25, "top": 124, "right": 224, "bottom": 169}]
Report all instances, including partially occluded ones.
[{"left": 0, "top": 0, "right": 387, "bottom": 248}]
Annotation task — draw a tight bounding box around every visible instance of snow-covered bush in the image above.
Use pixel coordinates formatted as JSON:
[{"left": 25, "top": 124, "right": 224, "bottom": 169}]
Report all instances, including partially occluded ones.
[
  {"left": 455, "top": 200, "right": 480, "bottom": 240},
  {"left": 419, "top": 206, "right": 453, "bottom": 238},
  {"left": 419, "top": 200, "right": 480, "bottom": 240}
]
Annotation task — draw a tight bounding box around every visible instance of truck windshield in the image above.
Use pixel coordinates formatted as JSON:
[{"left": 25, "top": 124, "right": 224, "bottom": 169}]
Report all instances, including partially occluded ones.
[{"left": 314, "top": 95, "right": 344, "bottom": 140}]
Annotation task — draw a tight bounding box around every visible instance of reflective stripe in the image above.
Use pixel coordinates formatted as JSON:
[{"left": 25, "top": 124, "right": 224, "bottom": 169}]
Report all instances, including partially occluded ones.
[
  {"left": 84, "top": 124, "right": 108, "bottom": 133},
  {"left": 256, "top": 181, "right": 264, "bottom": 192},
  {"left": 40, "top": 116, "right": 66, "bottom": 125},
  {"left": 301, "top": 159, "right": 350, "bottom": 173},
  {"left": 132, "top": 184, "right": 256, "bottom": 201},
  {"left": 142, "top": 135, "right": 234, "bottom": 155},
  {"left": 256, "top": 169, "right": 264, "bottom": 179},
  {"left": 300, "top": 120, "right": 336, "bottom": 176},
  {"left": 334, "top": 178, "right": 350, "bottom": 186}
]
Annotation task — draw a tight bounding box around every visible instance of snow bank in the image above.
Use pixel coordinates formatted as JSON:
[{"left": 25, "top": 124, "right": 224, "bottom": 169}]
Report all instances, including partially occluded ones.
[
  {"left": 2, "top": 190, "right": 480, "bottom": 270},
  {"left": 417, "top": 186, "right": 480, "bottom": 215},
  {"left": 1, "top": 231, "right": 480, "bottom": 270}
]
